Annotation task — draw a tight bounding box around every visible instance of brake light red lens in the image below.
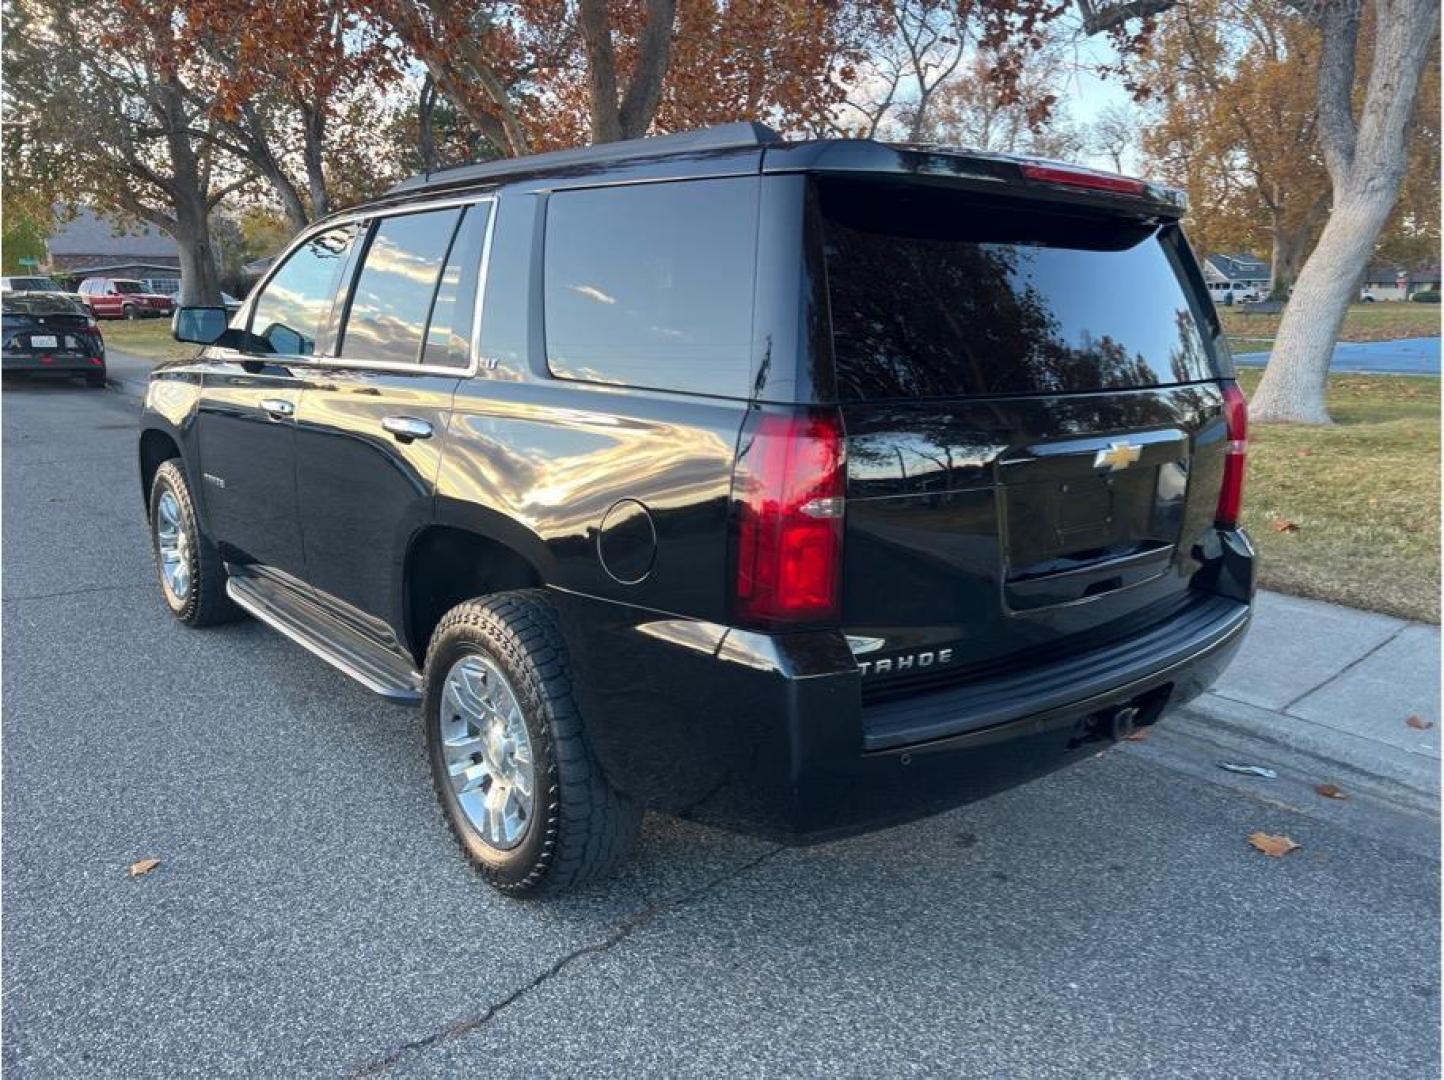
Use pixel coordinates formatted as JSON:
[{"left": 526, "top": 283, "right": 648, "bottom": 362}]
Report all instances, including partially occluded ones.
[
  {"left": 733, "top": 409, "right": 845, "bottom": 627},
  {"left": 1020, "top": 163, "right": 1148, "bottom": 196},
  {"left": 1216, "top": 382, "right": 1248, "bottom": 527}
]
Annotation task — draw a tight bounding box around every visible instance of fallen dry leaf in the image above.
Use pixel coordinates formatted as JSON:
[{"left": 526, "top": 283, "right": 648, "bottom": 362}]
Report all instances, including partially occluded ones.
[
  {"left": 1296, "top": 449, "right": 1312, "bottom": 458},
  {"left": 1271, "top": 519, "right": 1301, "bottom": 533},
  {"left": 1247, "top": 832, "right": 1301, "bottom": 858},
  {"left": 1124, "top": 727, "right": 1149, "bottom": 742},
  {"left": 127, "top": 858, "right": 161, "bottom": 878},
  {"left": 1315, "top": 783, "right": 1348, "bottom": 800},
  {"left": 1406, "top": 715, "right": 1434, "bottom": 731}
]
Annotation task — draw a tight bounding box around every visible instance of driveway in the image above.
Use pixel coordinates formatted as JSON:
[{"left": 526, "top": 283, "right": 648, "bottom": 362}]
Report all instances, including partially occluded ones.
[
  {"left": 1233, "top": 336, "right": 1441, "bottom": 375},
  {"left": 2, "top": 377, "right": 1439, "bottom": 1077}
]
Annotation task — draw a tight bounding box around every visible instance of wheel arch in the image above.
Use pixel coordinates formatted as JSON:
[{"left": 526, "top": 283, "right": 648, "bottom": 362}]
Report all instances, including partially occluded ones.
[
  {"left": 402, "top": 524, "right": 546, "bottom": 665},
  {"left": 138, "top": 426, "right": 182, "bottom": 513}
]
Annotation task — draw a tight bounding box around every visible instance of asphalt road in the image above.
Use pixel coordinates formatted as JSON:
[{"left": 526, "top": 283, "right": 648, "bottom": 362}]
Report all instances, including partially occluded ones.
[{"left": 3, "top": 376, "right": 1439, "bottom": 1078}]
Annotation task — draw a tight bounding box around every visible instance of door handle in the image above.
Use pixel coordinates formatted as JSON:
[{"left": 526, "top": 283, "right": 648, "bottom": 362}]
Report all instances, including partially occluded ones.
[
  {"left": 382, "top": 415, "right": 433, "bottom": 441},
  {"left": 259, "top": 397, "right": 294, "bottom": 419}
]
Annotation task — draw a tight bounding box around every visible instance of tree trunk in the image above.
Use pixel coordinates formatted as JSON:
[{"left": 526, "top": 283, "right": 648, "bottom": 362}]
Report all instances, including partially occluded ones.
[
  {"left": 1253, "top": 195, "right": 1399, "bottom": 422},
  {"left": 300, "top": 102, "right": 329, "bottom": 220},
  {"left": 239, "top": 105, "right": 308, "bottom": 231},
  {"left": 579, "top": 0, "right": 676, "bottom": 144},
  {"left": 418, "top": 75, "right": 439, "bottom": 173},
  {"left": 173, "top": 196, "right": 222, "bottom": 306},
  {"left": 1250, "top": 0, "right": 1440, "bottom": 424}
]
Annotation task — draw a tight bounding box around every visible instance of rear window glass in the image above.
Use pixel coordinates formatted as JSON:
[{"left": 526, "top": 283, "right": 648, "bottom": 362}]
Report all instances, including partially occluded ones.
[
  {"left": 820, "top": 180, "right": 1217, "bottom": 400},
  {"left": 422, "top": 203, "right": 490, "bottom": 369},
  {"left": 543, "top": 178, "right": 758, "bottom": 397},
  {"left": 3, "top": 295, "right": 83, "bottom": 315},
  {"left": 341, "top": 208, "right": 462, "bottom": 365}
]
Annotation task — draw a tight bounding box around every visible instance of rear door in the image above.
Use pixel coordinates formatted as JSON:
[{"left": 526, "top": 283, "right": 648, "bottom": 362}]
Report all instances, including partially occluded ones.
[
  {"left": 816, "top": 177, "right": 1232, "bottom": 693},
  {"left": 292, "top": 201, "right": 490, "bottom": 643}
]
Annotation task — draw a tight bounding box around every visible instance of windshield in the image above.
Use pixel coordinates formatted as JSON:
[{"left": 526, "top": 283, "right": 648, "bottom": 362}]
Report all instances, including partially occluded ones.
[
  {"left": 113, "top": 281, "right": 145, "bottom": 294},
  {"left": 3, "top": 295, "right": 86, "bottom": 316},
  {"left": 819, "top": 179, "right": 1221, "bottom": 400}
]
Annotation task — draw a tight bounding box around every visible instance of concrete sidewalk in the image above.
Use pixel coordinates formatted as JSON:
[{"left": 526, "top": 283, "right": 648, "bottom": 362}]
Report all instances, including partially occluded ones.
[{"left": 1180, "top": 591, "right": 1440, "bottom": 816}]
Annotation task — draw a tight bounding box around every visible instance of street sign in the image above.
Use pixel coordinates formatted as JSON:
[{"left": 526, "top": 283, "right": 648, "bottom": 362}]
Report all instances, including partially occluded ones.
[{"left": 16, "top": 257, "right": 38, "bottom": 268}]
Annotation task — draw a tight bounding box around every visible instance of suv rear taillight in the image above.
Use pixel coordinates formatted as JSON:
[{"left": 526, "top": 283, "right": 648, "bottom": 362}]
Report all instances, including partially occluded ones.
[
  {"left": 1216, "top": 382, "right": 1248, "bottom": 527},
  {"left": 731, "top": 409, "right": 845, "bottom": 628}
]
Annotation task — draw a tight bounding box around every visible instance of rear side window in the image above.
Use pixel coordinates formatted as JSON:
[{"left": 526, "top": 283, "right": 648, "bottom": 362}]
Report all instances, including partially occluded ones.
[
  {"left": 340, "top": 208, "right": 462, "bottom": 365},
  {"left": 422, "top": 203, "right": 490, "bottom": 368},
  {"left": 820, "top": 180, "right": 1218, "bottom": 400},
  {"left": 543, "top": 178, "right": 758, "bottom": 397},
  {"left": 250, "top": 224, "right": 359, "bottom": 355}
]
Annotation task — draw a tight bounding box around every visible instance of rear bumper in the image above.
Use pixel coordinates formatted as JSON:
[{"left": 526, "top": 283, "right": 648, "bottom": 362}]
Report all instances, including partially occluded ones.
[
  {"left": 2, "top": 354, "right": 106, "bottom": 375},
  {"left": 554, "top": 529, "right": 1255, "bottom": 844}
]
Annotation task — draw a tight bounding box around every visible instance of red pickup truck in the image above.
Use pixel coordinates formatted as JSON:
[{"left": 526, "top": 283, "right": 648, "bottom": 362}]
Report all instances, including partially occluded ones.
[{"left": 78, "top": 277, "right": 175, "bottom": 320}]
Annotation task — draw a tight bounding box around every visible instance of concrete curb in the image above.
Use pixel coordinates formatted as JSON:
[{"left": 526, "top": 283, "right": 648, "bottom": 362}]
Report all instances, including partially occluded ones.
[{"left": 1179, "top": 694, "right": 1440, "bottom": 820}]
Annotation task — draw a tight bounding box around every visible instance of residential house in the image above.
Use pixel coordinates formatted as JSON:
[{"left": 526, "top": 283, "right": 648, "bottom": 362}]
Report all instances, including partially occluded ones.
[
  {"left": 45, "top": 208, "right": 181, "bottom": 295},
  {"left": 1359, "top": 265, "right": 1442, "bottom": 302},
  {"left": 1201, "top": 253, "right": 1272, "bottom": 303}
]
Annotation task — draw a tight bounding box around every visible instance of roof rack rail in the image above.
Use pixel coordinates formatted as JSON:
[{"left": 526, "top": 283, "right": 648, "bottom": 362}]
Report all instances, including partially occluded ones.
[{"left": 387, "top": 121, "right": 783, "bottom": 196}]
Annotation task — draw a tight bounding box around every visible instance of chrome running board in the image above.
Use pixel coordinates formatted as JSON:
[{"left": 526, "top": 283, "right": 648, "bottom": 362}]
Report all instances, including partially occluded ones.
[{"left": 226, "top": 575, "right": 423, "bottom": 705}]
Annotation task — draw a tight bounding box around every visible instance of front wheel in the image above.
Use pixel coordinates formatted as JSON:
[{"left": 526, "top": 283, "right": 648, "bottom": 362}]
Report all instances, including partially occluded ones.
[
  {"left": 148, "top": 460, "right": 238, "bottom": 626},
  {"left": 423, "top": 591, "right": 641, "bottom": 897},
  {"left": 122, "top": 303, "right": 139, "bottom": 320}
]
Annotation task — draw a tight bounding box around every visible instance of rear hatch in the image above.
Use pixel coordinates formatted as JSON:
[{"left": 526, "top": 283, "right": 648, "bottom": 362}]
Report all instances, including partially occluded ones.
[{"left": 815, "top": 175, "right": 1235, "bottom": 702}]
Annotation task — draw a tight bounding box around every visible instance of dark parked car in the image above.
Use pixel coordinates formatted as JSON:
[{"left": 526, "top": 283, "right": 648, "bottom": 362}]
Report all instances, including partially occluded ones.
[
  {"left": 3, "top": 293, "right": 107, "bottom": 387},
  {"left": 140, "top": 124, "right": 1254, "bottom": 896}
]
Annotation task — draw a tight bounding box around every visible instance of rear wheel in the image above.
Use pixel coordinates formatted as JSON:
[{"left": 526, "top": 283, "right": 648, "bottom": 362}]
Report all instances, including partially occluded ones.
[
  {"left": 148, "top": 459, "right": 238, "bottom": 627},
  {"left": 423, "top": 591, "right": 641, "bottom": 896},
  {"left": 85, "top": 371, "right": 106, "bottom": 388}
]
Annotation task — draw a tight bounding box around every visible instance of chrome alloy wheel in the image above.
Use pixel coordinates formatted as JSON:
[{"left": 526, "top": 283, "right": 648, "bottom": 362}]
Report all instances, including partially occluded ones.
[
  {"left": 154, "top": 489, "right": 192, "bottom": 601},
  {"left": 439, "top": 655, "right": 536, "bottom": 850}
]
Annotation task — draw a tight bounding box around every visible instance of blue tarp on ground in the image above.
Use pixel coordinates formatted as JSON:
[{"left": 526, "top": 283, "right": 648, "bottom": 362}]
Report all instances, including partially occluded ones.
[{"left": 1232, "top": 336, "right": 1441, "bottom": 375}]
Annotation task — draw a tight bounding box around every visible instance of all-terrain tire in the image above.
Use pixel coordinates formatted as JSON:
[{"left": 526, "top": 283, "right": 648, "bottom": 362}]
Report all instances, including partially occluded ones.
[
  {"left": 148, "top": 459, "right": 239, "bottom": 627},
  {"left": 423, "top": 591, "right": 642, "bottom": 897}
]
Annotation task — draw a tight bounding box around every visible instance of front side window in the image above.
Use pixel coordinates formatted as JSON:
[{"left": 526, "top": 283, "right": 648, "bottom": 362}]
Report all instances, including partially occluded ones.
[
  {"left": 114, "top": 281, "right": 144, "bottom": 294},
  {"left": 339, "top": 208, "right": 461, "bottom": 365},
  {"left": 249, "top": 224, "right": 359, "bottom": 356},
  {"left": 543, "top": 178, "right": 758, "bottom": 397}
]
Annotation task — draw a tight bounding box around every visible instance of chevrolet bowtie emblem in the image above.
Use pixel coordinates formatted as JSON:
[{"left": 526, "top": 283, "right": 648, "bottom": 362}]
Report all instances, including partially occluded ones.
[{"left": 1094, "top": 441, "right": 1142, "bottom": 472}]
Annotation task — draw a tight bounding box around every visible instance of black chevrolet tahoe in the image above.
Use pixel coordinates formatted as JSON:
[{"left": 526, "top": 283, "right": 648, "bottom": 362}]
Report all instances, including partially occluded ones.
[{"left": 141, "top": 123, "right": 1254, "bottom": 896}]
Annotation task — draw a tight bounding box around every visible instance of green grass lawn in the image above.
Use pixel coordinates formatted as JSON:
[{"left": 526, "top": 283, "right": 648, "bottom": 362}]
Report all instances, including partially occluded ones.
[
  {"left": 1237, "top": 369, "right": 1439, "bottom": 622},
  {"left": 1223, "top": 301, "right": 1441, "bottom": 351},
  {"left": 100, "top": 317, "right": 199, "bottom": 362}
]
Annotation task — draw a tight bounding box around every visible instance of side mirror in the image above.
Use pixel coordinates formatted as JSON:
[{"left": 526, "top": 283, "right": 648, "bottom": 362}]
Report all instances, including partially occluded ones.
[{"left": 172, "top": 306, "right": 230, "bottom": 345}]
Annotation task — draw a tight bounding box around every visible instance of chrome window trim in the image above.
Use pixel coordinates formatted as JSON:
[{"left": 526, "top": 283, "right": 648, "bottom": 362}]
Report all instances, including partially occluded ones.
[{"left": 231, "top": 194, "right": 499, "bottom": 378}]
